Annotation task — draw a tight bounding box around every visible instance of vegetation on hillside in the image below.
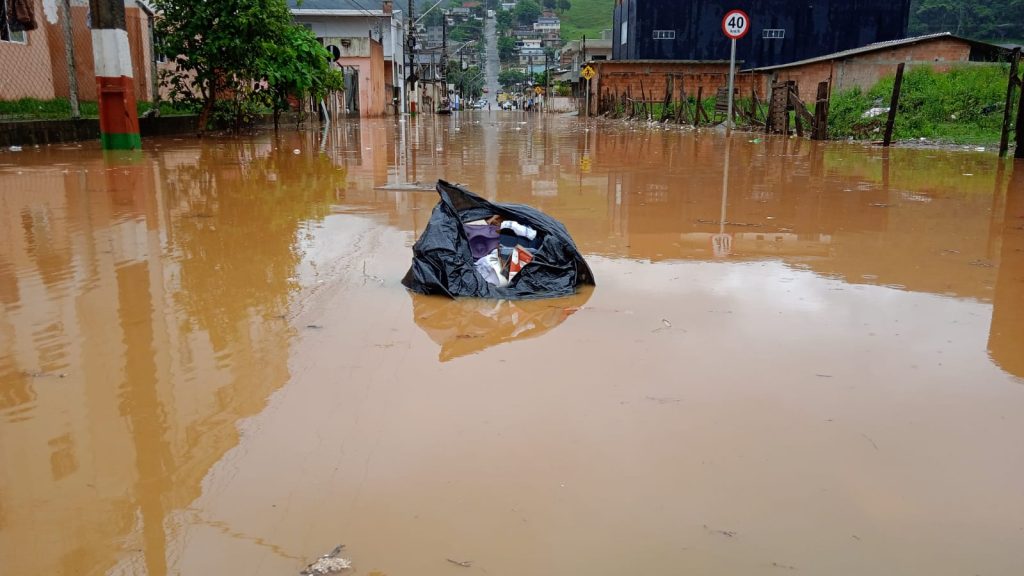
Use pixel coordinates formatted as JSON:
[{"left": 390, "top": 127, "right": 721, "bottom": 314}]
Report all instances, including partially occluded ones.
[
  {"left": 909, "top": 0, "right": 1024, "bottom": 42},
  {"left": 559, "top": 0, "right": 613, "bottom": 41}
]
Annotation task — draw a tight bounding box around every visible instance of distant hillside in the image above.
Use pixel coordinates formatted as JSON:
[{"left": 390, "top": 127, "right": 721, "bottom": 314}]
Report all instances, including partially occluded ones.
[{"left": 560, "top": 0, "right": 614, "bottom": 41}]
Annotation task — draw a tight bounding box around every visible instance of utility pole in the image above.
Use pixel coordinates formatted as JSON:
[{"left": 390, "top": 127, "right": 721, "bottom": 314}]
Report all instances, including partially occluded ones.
[
  {"left": 88, "top": 0, "right": 140, "bottom": 149},
  {"left": 441, "top": 14, "right": 448, "bottom": 108},
  {"left": 60, "top": 0, "right": 80, "bottom": 119},
  {"left": 582, "top": 34, "right": 588, "bottom": 117},
  {"left": 407, "top": 0, "right": 417, "bottom": 114},
  {"left": 545, "top": 50, "right": 550, "bottom": 114}
]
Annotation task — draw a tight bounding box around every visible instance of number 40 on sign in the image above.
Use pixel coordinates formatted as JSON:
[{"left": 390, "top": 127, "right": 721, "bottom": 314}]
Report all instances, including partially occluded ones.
[{"left": 722, "top": 9, "right": 750, "bottom": 39}]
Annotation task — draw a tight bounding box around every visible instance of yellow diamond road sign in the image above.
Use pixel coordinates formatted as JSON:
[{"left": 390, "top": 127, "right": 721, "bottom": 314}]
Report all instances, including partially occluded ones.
[
  {"left": 534, "top": 86, "right": 544, "bottom": 95},
  {"left": 581, "top": 65, "right": 595, "bottom": 80}
]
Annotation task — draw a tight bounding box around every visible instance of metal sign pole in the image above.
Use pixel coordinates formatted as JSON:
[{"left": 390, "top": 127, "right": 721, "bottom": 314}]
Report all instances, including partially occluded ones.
[{"left": 726, "top": 37, "right": 736, "bottom": 131}]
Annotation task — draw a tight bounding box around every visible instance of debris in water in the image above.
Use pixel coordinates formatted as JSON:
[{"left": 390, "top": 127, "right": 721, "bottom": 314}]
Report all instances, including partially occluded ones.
[
  {"left": 301, "top": 545, "right": 350, "bottom": 575},
  {"left": 771, "top": 561, "right": 797, "bottom": 570},
  {"left": 374, "top": 182, "right": 435, "bottom": 191},
  {"left": 703, "top": 524, "right": 736, "bottom": 538},
  {"left": 861, "top": 433, "right": 879, "bottom": 451},
  {"left": 446, "top": 559, "right": 473, "bottom": 567}
]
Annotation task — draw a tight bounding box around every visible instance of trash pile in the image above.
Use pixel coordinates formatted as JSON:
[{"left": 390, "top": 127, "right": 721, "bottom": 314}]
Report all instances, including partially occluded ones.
[{"left": 402, "top": 180, "right": 595, "bottom": 299}]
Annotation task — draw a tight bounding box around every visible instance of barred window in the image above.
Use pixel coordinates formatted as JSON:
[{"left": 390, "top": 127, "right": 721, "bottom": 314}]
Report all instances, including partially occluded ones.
[
  {"left": 762, "top": 29, "right": 786, "bottom": 39},
  {"left": 0, "top": 0, "right": 27, "bottom": 44},
  {"left": 652, "top": 30, "right": 675, "bottom": 40},
  {"left": 1, "top": 21, "right": 28, "bottom": 43}
]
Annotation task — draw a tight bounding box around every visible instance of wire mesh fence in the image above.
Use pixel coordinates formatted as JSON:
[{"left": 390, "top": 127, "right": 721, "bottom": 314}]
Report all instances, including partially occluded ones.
[{"left": 0, "top": 0, "right": 165, "bottom": 121}]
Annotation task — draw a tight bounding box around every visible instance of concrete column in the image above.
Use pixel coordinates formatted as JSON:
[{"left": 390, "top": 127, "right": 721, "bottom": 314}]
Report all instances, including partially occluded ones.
[{"left": 89, "top": 0, "right": 141, "bottom": 150}]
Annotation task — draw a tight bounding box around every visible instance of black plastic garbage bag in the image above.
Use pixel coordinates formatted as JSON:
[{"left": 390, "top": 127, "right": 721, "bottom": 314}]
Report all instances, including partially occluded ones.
[{"left": 402, "top": 180, "right": 595, "bottom": 299}]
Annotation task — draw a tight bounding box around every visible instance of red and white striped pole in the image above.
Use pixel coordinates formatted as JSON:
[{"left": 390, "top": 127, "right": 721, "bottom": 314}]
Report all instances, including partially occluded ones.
[{"left": 89, "top": 0, "right": 141, "bottom": 150}]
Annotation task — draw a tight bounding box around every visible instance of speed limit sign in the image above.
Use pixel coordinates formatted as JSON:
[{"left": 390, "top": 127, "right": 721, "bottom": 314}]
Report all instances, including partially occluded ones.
[{"left": 722, "top": 9, "right": 750, "bottom": 40}]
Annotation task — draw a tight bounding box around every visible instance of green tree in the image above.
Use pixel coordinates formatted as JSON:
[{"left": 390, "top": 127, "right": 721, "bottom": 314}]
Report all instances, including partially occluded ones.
[
  {"left": 557, "top": 0, "right": 571, "bottom": 12},
  {"left": 498, "top": 68, "right": 528, "bottom": 90},
  {"left": 153, "top": 0, "right": 331, "bottom": 134},
  {"left": 261, "top": 25, "right": 340, "bottom": 131},
  {"left": 514, "top": 0, "right": 542, "bottom": 26},
  {"left": 496, "top": 9, "right": 513, "bottom": 33},
  {"left": 908, "top": 0, "right": 1024, "bottom": 40},
  {"left": 422, "top": 9, "right": 444, "bottom": 27},
  {"left": 448, "top": 63, "right": 485, "bottom": 100},
  {"left": 498, "top": 36, "right": 518, "bottom": 62}
]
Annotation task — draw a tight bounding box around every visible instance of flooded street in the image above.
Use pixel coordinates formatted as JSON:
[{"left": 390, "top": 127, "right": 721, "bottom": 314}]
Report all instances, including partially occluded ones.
[{"left": 1, "top": 113, "right": 1023, "bottom": 576}]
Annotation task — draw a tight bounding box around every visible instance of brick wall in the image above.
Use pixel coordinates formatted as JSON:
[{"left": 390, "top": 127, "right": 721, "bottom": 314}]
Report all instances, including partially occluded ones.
[
  {"left": 590, "top": 61, "right": 764, "bottom": 115},
  {"left": 765, "top": 38, "right": 975, "bottom": 95}
]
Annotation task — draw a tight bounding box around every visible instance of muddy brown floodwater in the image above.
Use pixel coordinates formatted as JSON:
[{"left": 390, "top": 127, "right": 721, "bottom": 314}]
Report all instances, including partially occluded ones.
[{"left": 1, "top": 114, "right": 1023, "bottom": 576}]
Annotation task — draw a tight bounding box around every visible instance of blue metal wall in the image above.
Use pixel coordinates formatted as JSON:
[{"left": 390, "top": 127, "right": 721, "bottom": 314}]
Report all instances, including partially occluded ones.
[{"left": 612, "top": 0, "right": 912, "bottom": 68}]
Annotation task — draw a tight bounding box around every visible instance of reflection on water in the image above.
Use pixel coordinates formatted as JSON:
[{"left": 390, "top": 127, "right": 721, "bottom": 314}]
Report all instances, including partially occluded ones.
[
  {"left": 0, "top": 114, "right": 1022, "bottom": 575},
  {"left": 989, "top": 166, "right": 1024, "bottom": 378},
  {"left": 0, "top": 134, "right": 340, "bottom": 575},
  {"left": 411, "top": 288, "right": 592, "bottom": 361}
]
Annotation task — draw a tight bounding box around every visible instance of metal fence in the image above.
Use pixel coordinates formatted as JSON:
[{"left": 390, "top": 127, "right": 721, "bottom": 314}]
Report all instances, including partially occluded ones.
[{"left": 0, "top": 0, "right": 161, "bottom": 121}]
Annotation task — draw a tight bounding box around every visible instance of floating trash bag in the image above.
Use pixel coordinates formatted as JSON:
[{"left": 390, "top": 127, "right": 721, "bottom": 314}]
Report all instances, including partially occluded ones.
[{"left": 402, "top": 180, "right": 595, "bottom": 299}]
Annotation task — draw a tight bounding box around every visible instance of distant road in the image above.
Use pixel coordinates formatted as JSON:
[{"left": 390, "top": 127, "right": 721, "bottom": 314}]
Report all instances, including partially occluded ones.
[{"left": 483, "top": 15, "right": 501, "bottom": 101}]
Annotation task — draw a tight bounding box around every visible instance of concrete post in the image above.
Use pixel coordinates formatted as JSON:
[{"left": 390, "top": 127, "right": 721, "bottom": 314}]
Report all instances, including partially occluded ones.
[{"left": 88, "top": 0, "right": 141, "bottom": 149}]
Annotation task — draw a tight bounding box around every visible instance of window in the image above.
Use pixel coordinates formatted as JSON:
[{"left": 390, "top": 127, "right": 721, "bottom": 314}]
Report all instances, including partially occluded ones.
[
  {"left": 652, "top": 30, "right": 675, "bottom": 40},
  {"left": 1, "top": 22, "right": 27, "bottom": 43},
  {"left": 0, "top": 0, "right": 27, "bottom": 43},
  {"left": 762, "top": 29, "right": 785, "bottom": 39},
  {"left": 620, "top": 21, "right": 627, "bottom": 45},
  {"left": 154, "top": 33, "right": 167, "bottom": 63}
]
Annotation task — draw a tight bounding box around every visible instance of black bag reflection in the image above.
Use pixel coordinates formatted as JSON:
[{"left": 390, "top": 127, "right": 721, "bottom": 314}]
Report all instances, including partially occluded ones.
[{"left": 411, "top": 288, "right": 592, "bottom": 362}]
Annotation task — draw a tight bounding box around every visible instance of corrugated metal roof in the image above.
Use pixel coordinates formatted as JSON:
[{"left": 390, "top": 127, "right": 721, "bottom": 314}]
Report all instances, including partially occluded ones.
[
  {"left": 287, "top": 0, "right": 385, "bottom": 14},
  {"left": 750, "top": 32, "right": 1005, "bottom": 71}
]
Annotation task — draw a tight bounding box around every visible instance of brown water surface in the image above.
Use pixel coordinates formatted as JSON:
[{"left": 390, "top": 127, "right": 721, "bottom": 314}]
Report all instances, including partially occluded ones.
[{"left": 1, "top": 115, "right": 1022, "bottom": 576}]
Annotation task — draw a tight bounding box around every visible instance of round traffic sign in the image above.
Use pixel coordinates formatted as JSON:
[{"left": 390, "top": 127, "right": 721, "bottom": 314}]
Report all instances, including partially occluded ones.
[{"left": 722, "top": 9, "right": 750, "bottom": 40}]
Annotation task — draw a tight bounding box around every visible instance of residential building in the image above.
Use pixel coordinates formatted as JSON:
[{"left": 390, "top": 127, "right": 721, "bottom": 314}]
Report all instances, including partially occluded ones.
[
  {"left": 612, "top": 0, "right": 912, "bottom": 68},
  {"left": 534, "top": 15, "right": 560, "bottom": 44},
  {"left": 288, "top": 0, "right": 406, "bottom": 115},
  {"left": 559, "top": 36, "right": 612, "bottom": 71}
]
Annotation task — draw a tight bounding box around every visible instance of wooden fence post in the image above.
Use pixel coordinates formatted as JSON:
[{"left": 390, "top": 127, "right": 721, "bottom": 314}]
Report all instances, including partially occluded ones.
[
  {"left": 661, "top": 75, "right": 673, "bottom": 122},
  {"left": 1000, "top": 48, "right": 1021, "bottom": 157},
  {"left": 1016, "top": 72, "right": 1024, "bottom": 158},
  {"left": 812, "top": 81, "right": 830, "bottom": 140},
  {"left": 767, "top": 82, "right": 789, "bottom": 134},
  {"left": 694, "top": 86, "right": 703, "bottom": 127},
  {"left": 883, "top": 63, "right": 906, "bottom": 147}
]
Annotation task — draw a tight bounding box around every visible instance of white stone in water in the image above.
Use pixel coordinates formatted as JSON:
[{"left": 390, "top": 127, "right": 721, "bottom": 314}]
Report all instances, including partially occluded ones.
[{"left": 307, "top": 556, "right": 351, "bottom": 574}]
